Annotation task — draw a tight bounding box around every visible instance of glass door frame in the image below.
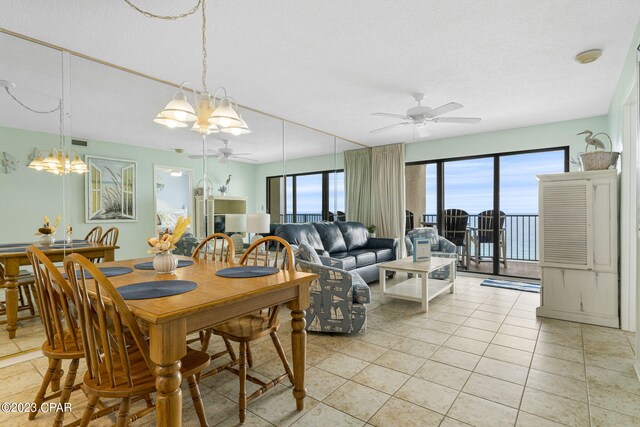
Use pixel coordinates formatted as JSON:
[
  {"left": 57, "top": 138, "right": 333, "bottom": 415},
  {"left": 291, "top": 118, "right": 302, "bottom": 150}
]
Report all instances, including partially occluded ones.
[{"left": 407, "top": 146, "right": 569, "bottom": 277}]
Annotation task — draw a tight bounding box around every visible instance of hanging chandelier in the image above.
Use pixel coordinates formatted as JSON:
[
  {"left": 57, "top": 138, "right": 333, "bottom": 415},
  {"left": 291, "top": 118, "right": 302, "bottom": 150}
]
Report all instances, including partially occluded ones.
[
  {"left": 1, "top": 80, "right": 88, "bottom": 175},
  {"left": 126, "top": 0, "right": 250, "bottom": 135}
]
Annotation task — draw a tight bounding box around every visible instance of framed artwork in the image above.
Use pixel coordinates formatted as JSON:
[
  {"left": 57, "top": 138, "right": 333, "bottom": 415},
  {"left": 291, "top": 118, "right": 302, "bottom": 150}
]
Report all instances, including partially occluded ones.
[{"left": 85, "top": 155, "right": 137, "bottom": 222}]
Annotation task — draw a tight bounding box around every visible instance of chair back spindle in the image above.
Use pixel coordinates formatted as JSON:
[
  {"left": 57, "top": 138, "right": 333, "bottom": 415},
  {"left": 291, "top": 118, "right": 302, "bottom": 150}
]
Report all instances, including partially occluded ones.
[
  {"left": 84, "top": 226, "right": 103, "bottom": 243},
  {"left": 192, "top": 233, "right": 235, "bottom": 263}
]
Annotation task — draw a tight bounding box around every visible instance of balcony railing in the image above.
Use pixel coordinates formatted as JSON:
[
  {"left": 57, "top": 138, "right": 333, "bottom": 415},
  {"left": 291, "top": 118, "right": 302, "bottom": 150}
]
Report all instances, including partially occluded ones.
[
  {"left": 279, "top": 213, "right": 324, "bottom": 223},
  {"left": 422, "top": 213, "right": 539, "bottom": 262}
]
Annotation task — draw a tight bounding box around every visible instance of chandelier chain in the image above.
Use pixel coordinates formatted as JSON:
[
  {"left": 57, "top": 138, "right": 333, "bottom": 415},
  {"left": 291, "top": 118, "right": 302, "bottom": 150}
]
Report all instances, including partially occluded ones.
[
  {"left": 122, "top": 0, "right": 201, "bottom": 20},
  {"left": 4, "top": 87, "right": 61, "bottom": 114},
  {"left": 201, "top": 0, "right": 208, "bottom": 92}
]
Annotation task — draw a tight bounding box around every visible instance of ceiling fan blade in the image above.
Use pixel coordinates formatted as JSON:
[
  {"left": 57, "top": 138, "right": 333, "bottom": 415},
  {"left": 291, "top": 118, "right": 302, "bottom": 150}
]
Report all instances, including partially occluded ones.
[
  {"left": 369, "top": 122, "right": 411, "bottom": 134},
  {"left": 372, "top": 112, "right": 410, "bottom": 120},
  {"left": 426, "top": 102, "right": 463, "bottom": 118},
  {"left": 231, "top": 152, "right": 252, "bottom": 156},
  {"left": 188, "top": 155, "right": 204, "bottom": 159},
  {"left": 233, "top": 156, "right": 258, "bottom": 162},
  {"left": 433, "top": 117, "right": 481, "bottom": 124}
]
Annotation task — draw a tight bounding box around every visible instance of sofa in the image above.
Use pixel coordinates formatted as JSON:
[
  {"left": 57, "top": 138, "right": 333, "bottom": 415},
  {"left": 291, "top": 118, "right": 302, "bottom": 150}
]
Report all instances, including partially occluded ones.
[
  {"left": 274, "top": 221, "right": 398, "bottom": 283},
  {"left": 405, "top": 227, "right": 458, "bottom": 280}
]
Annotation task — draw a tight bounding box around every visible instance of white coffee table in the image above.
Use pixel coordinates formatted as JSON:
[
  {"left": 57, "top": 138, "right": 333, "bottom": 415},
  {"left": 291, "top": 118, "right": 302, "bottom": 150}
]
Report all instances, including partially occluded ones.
[{"left": 377, "top": 256, "right": 456, "bottom": 312}]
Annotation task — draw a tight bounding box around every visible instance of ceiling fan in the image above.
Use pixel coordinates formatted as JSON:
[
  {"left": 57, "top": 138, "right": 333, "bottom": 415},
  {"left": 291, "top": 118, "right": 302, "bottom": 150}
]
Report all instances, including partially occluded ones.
[
  {"left": 370, "top": 93, "right": 481, "bottom": 136},
  {"left": 188, "top": 139, "right": 256, "bottom": 163}
]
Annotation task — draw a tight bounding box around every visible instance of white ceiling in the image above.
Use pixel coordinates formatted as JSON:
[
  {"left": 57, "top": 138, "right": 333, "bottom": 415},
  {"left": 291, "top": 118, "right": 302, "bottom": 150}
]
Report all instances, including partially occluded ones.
[{"left": 1, "top": 1, "right": 639, "bottom": 160}]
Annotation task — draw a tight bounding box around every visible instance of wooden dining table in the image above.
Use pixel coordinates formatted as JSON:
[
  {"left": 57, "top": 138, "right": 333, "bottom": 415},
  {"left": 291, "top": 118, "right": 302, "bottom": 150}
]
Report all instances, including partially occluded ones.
[
  {"left": 0, "top": 241, "right": 118, "bottom": 338},
  {"left": 92, "top": 256, "right": 317, "bottom": 427}
]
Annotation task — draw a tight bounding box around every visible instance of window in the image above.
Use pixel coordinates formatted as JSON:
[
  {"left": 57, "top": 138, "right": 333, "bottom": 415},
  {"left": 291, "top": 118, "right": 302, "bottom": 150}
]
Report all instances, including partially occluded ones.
[
  {"left": 90, "top": 164, "right": 102, "bottom": 217},
  {"left": 267, "top": 169, "right": 344, "bottom": 223}
]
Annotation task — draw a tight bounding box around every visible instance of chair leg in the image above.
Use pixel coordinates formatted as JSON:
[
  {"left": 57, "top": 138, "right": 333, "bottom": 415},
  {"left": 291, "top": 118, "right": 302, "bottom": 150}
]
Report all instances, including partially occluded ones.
[
  {"left": 30, "top": 357, "right": 58, "bottom": 420},
  {"left": 188, "top": 375, "right": 209, "bottom": 427},
  {"left": 51, "top": 359, "right": 64, "bottom": 392},
  {"left": 53, "top": 358, "right": 79, "bottom": 427},
  {"left": 200, "top": 329, "right": 212, "bottom": 353},
  {"left": 223, "top": 337, "right": 236, "bottom": 361},
  {"left": 246, "top": 342, "right": 253, "bottom": 368},
  {"left": 271, "top": 332, "right": 294, "bottom": 385},
  {"left": 79, "top": 395, "right": 99, "bottom": 427},
  {"left": 23, "top": 284, "right": 36, "bottom": 316},
  {"left": 115, "top": 397, "right": 130, "bottom": 427},
  {"left": 238, "top": 342, "right": 247, "bottom": 423}
]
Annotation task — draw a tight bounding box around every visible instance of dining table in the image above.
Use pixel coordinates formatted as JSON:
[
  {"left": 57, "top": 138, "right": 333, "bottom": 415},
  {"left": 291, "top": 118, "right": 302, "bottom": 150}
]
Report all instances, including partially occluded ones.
[
  {"left": 0, "top": 241, "right": 119, "bottom": 338},
  {"left": 87, "top": 255, "right": 317, "bottom": 427}
]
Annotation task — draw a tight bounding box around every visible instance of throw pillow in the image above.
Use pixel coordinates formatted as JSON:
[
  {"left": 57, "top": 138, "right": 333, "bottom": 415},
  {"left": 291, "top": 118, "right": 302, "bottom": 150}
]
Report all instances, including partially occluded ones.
[{"left": 298, "top": 241, "right": 322, "bottom": 265}]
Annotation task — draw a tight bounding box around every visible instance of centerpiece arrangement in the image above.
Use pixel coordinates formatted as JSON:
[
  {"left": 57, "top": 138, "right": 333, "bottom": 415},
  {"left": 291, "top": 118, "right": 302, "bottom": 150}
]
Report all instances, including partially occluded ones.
[
  {"left": 147, "top": 216, "right": 190, "bottom": 274},
  {"left": 35, "top": 215, "right": 61, "bottom": 246}
]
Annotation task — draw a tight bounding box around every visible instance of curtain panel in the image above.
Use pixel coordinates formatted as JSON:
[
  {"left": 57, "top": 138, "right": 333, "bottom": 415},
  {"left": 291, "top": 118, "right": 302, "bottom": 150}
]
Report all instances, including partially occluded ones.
[
  {"left": 344, "top": 148, "right": 372, "bottom": 226},
  {"left": 371, "top": 143, "right": 406, "bottom": 257}
]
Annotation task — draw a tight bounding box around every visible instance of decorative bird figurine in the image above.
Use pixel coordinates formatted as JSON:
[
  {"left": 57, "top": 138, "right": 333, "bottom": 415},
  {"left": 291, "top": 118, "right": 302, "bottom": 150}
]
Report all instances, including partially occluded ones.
[
  {"left": 577, "top": 130, "right": 606, "bottom": 151},
  {"left": 225, "top": 174, "right": 232, "bottom": 186}
]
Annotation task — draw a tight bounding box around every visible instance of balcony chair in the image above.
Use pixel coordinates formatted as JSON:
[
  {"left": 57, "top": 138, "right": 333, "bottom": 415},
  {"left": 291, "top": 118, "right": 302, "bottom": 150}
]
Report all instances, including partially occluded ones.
[
  {"left": 84, "top": 226, "right": 103, "bottom": 243},
  {"left": 208, "top": 236, "right": 296, "bottom": 423},
  {"left": 26, "top": 246, "right": 84, "bottom": 426},
  {"left": 469, "top": 210, "right": 507, "bottom": 267},
  {"left": 405, "top": 210, "right": 414, "bottom": 234},
  {"left": 64, "top": 253, "right": 210, "bottom": 427},
  {"left": 442, "top": 209, "right": 470, "bottom": 269}
]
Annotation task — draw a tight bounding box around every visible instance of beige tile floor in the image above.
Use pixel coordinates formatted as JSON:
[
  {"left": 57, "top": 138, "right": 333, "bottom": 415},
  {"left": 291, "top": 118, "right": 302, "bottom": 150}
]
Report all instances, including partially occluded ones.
[{"left": 1, "top": 274, "right": 639, "bottom": 426}]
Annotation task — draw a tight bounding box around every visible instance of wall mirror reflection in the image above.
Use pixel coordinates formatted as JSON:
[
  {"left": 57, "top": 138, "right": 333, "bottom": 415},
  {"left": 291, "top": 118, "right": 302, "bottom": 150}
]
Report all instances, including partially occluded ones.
[{"left": 153, "top": 165, "right": 194, "bottom": 235}]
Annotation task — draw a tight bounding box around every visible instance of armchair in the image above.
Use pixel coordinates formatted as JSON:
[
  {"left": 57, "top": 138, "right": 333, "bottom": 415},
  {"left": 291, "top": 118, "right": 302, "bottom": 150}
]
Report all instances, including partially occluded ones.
[{"left": 405, "top": 227, "right": 458, "bottom": 280}]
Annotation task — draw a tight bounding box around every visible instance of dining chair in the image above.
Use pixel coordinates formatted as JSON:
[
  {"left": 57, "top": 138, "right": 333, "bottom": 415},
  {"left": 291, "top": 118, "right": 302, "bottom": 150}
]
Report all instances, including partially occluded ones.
[
  {"left": 442, "top": 209, "right": 470, "bottom": 269},
  {"left": 210, "top": 236, "right": 295, "bottom": 423},
  {"left": 191, "top": 233, "right": 238, "bottom": 377},
  {"left": 64, "top": 253, "right": 211, "bottom": 427},
  {"left": 26, "top": 246, "right": 84, "bottom": 426},
  {"left": 470, "top": 210, "right": 507, "bottom": 267},
  {"left": 84, "top": 226, "right": 103, "bottom": 243},
  {"left": 0, "top": 263, "right": 37, "bottom": 321},
  {"left": 93, "top": 226, "right": 119, "bottom": 263}
]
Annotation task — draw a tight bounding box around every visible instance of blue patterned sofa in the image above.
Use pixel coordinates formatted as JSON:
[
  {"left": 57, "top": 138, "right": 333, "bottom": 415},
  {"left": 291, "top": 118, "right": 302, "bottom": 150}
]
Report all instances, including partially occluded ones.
[
  {"left": 295, "top": 242, "right": 369, "bottom": 334},
  {"left": 405, "top": 227, "right": 458, "bottom": 280}
]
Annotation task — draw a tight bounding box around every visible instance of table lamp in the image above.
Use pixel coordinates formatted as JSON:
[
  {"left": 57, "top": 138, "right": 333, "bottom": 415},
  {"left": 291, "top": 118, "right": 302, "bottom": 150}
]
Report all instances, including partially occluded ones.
[
  {"left": 246, "top": 213, "right": 271, "bottom": 245},
  {"left": 224, "top": 214, "right": 246, "bottom": 254}
]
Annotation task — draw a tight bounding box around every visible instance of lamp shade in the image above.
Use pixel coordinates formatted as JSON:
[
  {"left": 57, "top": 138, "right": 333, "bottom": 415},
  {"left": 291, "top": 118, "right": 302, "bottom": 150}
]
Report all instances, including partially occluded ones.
[
  {"left": 225, "top": 214, "right": 246, "bottom": 233},
  {"left": 209, "top": 98, "right": 242, "bottom": 128},
  {"left": 154, "top": 114, "right": 189, "bottom": 128},
  {"left": 160, "top": 92, "right": 197, "bottom": 122},
  {"left": 246, "top": 214, "right": 270, "bottom": 234},
  {"left": 220, "top": 114, "right": 251, "bottom": 135}
]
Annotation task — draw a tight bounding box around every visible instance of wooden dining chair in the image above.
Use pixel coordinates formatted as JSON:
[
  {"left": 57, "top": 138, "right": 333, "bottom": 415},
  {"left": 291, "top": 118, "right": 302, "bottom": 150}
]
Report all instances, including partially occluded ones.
[
  {"left": 0, "top": 263, "right": 37, "bottom": 322},
  {"left": 64, "top": 253, "right": 211, "bottom": 427},
  {"left": 210, "top": 236, "right": 295, "bottom": 423},
  {"left": 93, "top": 227, "right": 119, "bottom": 263},
  {"left": 84, "top": 226, "right": 103, "bottom": 243},
  {"left": 26, "top": 246, "right": 84, "bottom": 426},
  {"left": 191, "top": 233, "right": 238, "bottom": 376}
]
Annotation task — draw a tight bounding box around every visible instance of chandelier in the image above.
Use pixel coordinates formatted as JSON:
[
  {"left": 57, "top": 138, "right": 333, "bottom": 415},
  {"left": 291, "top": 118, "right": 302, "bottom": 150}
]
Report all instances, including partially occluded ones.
[
  {"left": 125, "top": 0, "right": 250, "bottom": 136},
  {"left": 1, "top": 80, "right": 88, "bottom": 175}
]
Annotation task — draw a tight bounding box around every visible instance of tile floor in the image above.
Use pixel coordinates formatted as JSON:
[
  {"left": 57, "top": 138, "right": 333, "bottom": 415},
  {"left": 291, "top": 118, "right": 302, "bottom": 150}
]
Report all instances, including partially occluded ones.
[{"left": 1, "top": 274, "right": 639, "bottom": 426}]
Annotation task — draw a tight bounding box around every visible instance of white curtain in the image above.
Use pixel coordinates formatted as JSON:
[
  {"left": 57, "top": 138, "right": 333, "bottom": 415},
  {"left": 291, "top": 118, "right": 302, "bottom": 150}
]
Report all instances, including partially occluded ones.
[
  {"left": 371, "top": 144, "right": 406, "bottom": 257},
  {"left": 344, "top": 148, "right": 372, "bottom": 225}
]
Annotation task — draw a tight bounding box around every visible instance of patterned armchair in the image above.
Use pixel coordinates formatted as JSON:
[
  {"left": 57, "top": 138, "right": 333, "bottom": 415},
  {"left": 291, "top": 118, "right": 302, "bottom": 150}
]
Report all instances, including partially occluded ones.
[
  {"left": 173, "top": 232, "right": 200, "bottom": 256},
  {"left": 297, "top": 259, "right": 369, "bottom": 334},
  {"left": 405, "top": 227, "right": 458, "bottom": 280}
]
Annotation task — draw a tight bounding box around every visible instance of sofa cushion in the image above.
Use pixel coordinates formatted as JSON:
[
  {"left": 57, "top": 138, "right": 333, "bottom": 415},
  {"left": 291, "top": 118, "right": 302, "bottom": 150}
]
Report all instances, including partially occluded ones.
[
  {"left": 350, "top": 272, "right": 371, "bottom": 304},
  {"left": 298, "top": 241, "right": 322, "bottom": 264},
  {"left": 313, "top": 222, "right": 347, "bottom": 254},
  {"left": 347, "top": 249, "right": 377, "bottom": 268},
  {"left": 336, "top": 221, "right": 369, "bottom": 251},
  {"left": 329, "top": 252, "right": 357, "bottom": 271},
  {"left": 275, "top": 223, "right": 324, "bottom": 252},
  {"left": 370, "top": 248, "right": 393, "bottom": 263}
]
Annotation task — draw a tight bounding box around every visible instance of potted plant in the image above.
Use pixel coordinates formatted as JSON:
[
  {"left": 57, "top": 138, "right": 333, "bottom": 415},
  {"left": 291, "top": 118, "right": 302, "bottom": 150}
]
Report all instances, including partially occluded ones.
[{"left": 367, "top": 225, "right": 377, "bottom": 238}]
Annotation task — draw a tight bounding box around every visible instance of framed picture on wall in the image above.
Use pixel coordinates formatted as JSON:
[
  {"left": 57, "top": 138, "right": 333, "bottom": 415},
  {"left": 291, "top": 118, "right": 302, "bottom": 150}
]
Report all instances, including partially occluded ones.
[{"left": 85, "top": 155, "right": 137, "bottom": 223}]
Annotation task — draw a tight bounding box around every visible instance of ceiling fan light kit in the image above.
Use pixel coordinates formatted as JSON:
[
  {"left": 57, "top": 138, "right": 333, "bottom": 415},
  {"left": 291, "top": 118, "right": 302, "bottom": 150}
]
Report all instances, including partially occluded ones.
[
  {"left": 575, "top": 49, "right": 603, "bottom": 64},
  {"left": 370, "top": 92, "right": 481, "bottom": 134}
]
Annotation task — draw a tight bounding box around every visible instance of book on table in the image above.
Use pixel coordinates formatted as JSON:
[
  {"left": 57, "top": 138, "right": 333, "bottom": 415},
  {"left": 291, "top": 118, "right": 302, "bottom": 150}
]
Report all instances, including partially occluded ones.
[{"left": 413, "top": 238, "right": 432, "bottom": 262}]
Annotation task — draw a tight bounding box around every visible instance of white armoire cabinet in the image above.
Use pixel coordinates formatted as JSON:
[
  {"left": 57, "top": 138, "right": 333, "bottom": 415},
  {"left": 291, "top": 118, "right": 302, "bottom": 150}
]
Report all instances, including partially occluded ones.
[{"left": 537, "top": 170, "right": 619, "bottom": 328}]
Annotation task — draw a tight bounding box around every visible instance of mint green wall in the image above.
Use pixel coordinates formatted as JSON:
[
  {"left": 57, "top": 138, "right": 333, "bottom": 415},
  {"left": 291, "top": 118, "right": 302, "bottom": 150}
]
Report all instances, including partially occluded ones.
[{"left": 0, "top": 125, "right": 255, "bottom": 260}]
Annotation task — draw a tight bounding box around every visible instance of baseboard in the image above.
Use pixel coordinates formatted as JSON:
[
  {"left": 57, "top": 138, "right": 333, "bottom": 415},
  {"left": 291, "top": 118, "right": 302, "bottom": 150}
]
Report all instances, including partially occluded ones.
[{"left": 536, "top": 306, "right": 619, "bottom": 328}]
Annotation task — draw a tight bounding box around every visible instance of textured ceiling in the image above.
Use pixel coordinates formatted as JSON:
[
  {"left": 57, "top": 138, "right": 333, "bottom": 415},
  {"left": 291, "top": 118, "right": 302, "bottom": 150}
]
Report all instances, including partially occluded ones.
[{"left": 0, "top": 1, "right": 639, "bottom": 160}]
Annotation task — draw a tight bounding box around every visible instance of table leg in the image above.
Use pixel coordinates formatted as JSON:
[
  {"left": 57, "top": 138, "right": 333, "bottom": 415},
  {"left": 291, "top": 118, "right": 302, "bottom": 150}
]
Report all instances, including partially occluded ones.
[
  {"left": 422, "top": 273, "right": 428, "bottom": 312},
  {"left": 450, "top": 260, "right": 456, "bottom": 293},
  {"left": 379, "top": 268, "right": 387, "bottom": 304},
  {"left": 104, "top": 249, "right": 115, "bottom": 262},
  {"left": 290, "top": 309, "right": 307, "bottom": 411},
  {"left": 149, "top": 321, "right": 186, "bottom": 427},
  {"left": 4, "top": 259, "right": 19, "bottom": 339}
]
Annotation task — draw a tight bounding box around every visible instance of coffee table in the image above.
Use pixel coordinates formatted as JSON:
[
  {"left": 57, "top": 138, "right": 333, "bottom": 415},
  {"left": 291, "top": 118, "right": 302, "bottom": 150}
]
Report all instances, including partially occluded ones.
[{"left": 377, "top": 256, "right": 456, "bottom": 311}]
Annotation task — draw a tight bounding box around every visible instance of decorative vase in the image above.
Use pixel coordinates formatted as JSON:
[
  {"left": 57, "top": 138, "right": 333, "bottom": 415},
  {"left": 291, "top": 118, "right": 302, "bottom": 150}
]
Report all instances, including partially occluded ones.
[
  {"left": 153, "top": 250, "right": 178, "bottom": 274},
  {"left": 370, "top": 233, "right": 376, "bottom": 238},
  {"left": 39, "top": 234, "right": 56, "bottom": 247}
]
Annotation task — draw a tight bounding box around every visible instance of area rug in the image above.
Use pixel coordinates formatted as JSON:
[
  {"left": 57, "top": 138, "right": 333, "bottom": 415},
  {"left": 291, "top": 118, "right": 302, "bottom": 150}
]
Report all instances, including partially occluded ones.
[{"left": 480, "top": 278, "right": 540, "bottom": 293}]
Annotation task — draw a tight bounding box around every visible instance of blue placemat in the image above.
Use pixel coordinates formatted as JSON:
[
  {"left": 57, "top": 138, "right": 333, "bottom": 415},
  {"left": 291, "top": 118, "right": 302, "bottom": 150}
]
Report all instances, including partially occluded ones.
[
  {"left": 117, "top": 280, "right": 197, "bottom": 300},
  {"left": 48, "top": 243, "right": 91, "bottom": 249},
  {"left": 63, "top": 266, "right": 133, "bottom": 280},
  {"left": 133, "top": 259, "right": 194, "bottom": 270},
  {"left": 0, "top": 243, "right": 32, "bottom": 249},
  {"left": 0, "top": 247, "right": 28, "bottom": 253},
  {"left": 216, "top": 266, "right": 279, "bottom": 278}
]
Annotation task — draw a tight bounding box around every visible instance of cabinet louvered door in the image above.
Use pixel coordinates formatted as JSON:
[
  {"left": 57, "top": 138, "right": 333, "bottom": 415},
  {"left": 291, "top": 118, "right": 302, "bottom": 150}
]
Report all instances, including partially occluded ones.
[{"left": 539, "top": 179, "right": 593, "bottom": 269}]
